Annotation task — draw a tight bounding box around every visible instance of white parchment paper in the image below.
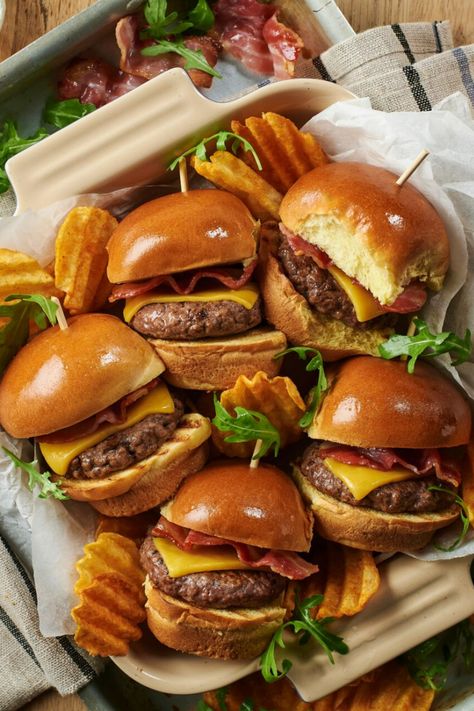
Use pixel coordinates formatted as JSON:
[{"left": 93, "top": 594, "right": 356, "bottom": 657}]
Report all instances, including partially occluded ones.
[{"left": 1, "top": 93, "right": 474, "bottom": 635}]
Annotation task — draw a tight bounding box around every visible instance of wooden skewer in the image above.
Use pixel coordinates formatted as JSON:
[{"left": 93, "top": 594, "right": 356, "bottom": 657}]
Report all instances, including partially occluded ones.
[
  {"left": 179, "top": 157, "right": 189, "bottom": 193},
  {"left": 250, "top": 439, "right": 263, "bottom": 469},
  {"left": 395, "top": 149, "right": 430, "bottom": 186},
  {"left": 401, "top": 318, "right": 417, "bottom": 361},
  {"left": 51, "top": 297, "right": 68, "bottom": 330}
]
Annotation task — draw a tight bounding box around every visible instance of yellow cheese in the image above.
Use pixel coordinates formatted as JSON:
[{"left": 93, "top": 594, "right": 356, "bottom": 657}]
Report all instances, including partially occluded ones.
[
  {"left": 328, "top": 266, "right": 385, "bottom": 322},
  {"left": 323, "top": 457, "right": 414, "bottom": 500},
  {"left": 153, "top": 537, "right": 251, "bottom": 577},
  {"left": 39, "top": 383, "right": 174, "bottom": 477},
  {"left": 123, "top": 284, "right": 260, "bottom": 323}
]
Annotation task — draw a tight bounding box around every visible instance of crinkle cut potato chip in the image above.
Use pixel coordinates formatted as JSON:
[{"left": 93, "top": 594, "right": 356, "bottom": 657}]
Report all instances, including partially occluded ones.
[
  {"left": 231, "top": 111, "right": 329, "bottom": 194},
  {"left": 212, "top": 370, "right": 306, "bottom": 457},
  {"left": 74, "top": 532, "right": 144, "bottom": 595},
  {"left": 0, "top": 248, "right": 61, "bottom": 301},
  {"left": 300, "top": 540, "right": 380, "bottom": 619},
  {"left": 54, "top": 206, "right": 117, "bottom": 314},
  {"left": 191, "top": 152, "right": 282, "bottom": 221},
  {"left": 203, "top": 661, "right": 435, "bottom": 710}
]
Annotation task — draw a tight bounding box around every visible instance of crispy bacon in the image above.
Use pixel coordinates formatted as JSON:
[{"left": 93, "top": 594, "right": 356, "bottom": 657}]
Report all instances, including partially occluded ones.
[
  {"left": 109, "top": 259, "right": 258, "bottom": 302},
  {"left": 58, "top": 58, "right": 146, "bottom": 107},
  {"left": 320, "top": 444, "right": 461, "bottom": 487},
  {"left": 381, "top": 282, "right": 427, "bottom": 313},
  {"left": 153, "top": 517, "right": 317, "bottom": 580},
  {"left": 116, "top": 15, "right": 220, "bottom": 89},
  {"left": 39, "top": 379, "right": 158, "bottom": 444},
  {"left": 214, "top": 0, "right": 303, "bottom": 78},
  {"left": 280, "top": 224, "right": 332, "bottom": 269}
]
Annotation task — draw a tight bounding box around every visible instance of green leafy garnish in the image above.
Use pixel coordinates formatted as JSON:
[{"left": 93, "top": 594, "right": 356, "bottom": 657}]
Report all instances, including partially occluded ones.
[
  {"left": 43, "top": 98, "right": 96, "bottom": 129},
  {"left": 188, "top": 0, "right": 215, "bottom": 32},
  {"left": 2, "top": 447, "right": 69, "bottom": 500},
  {"left": 260, "top": 594, "right": 349, "bottom": 683},
  {"left": 275, "top": 347, "right": 328, "bottom": 428},
  {"left": 0, "top": 119, "right": 49, "bottom": 194},
  {"left": 0, "top": 294, "right": 58, "bottom": 376},
  {"left": 427, "top": 485, "right": 470, "bottom": 551},
  {"left": 402, "top": 619, "right": 474, "bottom": 691},
  {"left": 212, "top": 395, "right": 280, "bottom": 458},
  {"left": 196, "top": 701, "right": 214, "bottom": 711},
  {"left": 168, "top": 130, "right": 262, "bottom": 171},
  {"left": 379, "top": 317, "right": 472, "bottom": 373},
  {"left": 141, "top": 38, "right": 221, "bottom": 78}
]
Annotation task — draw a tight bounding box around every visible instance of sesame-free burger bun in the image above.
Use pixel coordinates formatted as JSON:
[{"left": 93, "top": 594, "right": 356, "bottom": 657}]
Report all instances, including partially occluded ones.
[
  {"left": 279, "top": 162, "right": 449, "bottom": 305},
  {"left": 0, "top": 313, "right": 165, "bottom": 439},
  {"left": 107, "top": 190, "right": 258, "bottom": 283},
  {"left": 161, "top": 460, "right": 313, "bottom": 552},
  {"left": 308, "top": 357, "right": 471, "bottom": 448}
]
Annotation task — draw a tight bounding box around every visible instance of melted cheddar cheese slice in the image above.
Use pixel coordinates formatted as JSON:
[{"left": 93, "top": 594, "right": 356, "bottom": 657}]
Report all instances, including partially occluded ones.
[
  {"left": 123, "top": 284, "right": 260, "bottom": 323},
  {"left": 39, "top": 383, "right": 174, "bottom": 477},
  {"left": 153, "top": 537, "right": 251, "bottom": 578},
  {"left": 323, "top": 457, "right": 414, "bottom": 500},
  {"left": 327, "top": 266, "right": 385, "bottom": 322}
]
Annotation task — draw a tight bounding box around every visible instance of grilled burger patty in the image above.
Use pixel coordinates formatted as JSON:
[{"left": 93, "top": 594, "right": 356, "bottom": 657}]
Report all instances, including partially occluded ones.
[
  {"left": 278, "top": 235, "right": 394, "bottom": 330},
  {"left": 140, "top": 535, "right": 286, "bottom": 609},
  {"left": 300, "top": 444, "right": 455, "bottom": 514},
  {"left": 66, "top": 396, "right": 184, "bottom": 480},
  {"left": 131, "top": 298, "right": 263, "bottom": 340}
]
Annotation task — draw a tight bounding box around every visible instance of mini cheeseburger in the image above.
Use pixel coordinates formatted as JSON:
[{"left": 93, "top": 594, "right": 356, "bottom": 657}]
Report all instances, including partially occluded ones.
[
  {"left": 0, "top": 313, "right": 211, "bottom": 516},
  {"left": 293, "top": 357, "right": 471, "bottom": 552},
  {"left": 107, "top": 189, "right": 287, "bottom": 389},
  {"left": 259, "top": 162, "right": 449, "bottom": 359},
  {"left": 140, "top": 460, "right": 317, "bottom": 659}
]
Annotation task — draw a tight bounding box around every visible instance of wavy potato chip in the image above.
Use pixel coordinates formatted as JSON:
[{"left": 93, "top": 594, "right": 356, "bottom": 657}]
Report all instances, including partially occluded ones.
[
  {"left": 300, "top": 540, "right": 380, "bottom": 619},
  {"left": 74, "top": 532, "right": 144, "bottom": 595},
  {"left": 55, "top": 206, "right": 117, "bottom": 314},
  {"left": 212, "top": 371, "right": 306, "bottom": 457},
  {"left": 0, "top": 248, "right": 61, "bottom": 301}
]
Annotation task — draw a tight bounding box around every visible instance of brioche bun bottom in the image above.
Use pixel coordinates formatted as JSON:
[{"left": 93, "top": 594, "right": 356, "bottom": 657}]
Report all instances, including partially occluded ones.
[
  {"left": 258, "top": 224, "right": 390, "bottom": 361},
  {"left": 144, "top": 578, "right": 288, "bottom": 659},
  {"left": 150, "top": 327, "right": 287, "bottom": 390},
  {"left": 59, "top": 414, "right": 211, "bottom": 515},
  {"left": 293, "top": 467, "right": 460, "bottom": 552}
]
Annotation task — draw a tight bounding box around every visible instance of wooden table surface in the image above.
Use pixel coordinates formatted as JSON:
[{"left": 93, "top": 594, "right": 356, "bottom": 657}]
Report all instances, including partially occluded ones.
[{"left": 2, "top": 1, "right": 473, "bottom": 709}]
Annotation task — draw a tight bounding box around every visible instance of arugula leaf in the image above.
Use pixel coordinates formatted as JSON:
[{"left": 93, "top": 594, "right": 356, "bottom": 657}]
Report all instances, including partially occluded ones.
[
  {"left": 168, "top": 130, "right": 262, "bottom": 171},
  {"left": 142, "top": 0, "right": 214, "bottom": 38},
  {"left": 427, "top": 485, "right": 470, "bottom": 551},
  {"left": 215, "top": 687, "right": 228, "bottom": 711},
  {"left": 0, "top": 119, "right": 49, "bottom": 193},
  {"left": 275, "top": 347, "right": 328, "bottom": 428},
  {"left": 0, "top": 295, "right": 58, "bottom": 376},
  {"left": 141, "top": 38, "right": 221, "bottom": 78},
  {"left": 2, "top": 447, "right": 69, "bottom": 500},
  {"left": 379, "top": 317, "right": 472, "bottom": 373},
  {"left": 188, "top": 0, "right": 215, "bottom": 32},
  {"left": 196, "top": 700, "right": 214, "bottom": 711},
  {"left": 212, "top": 395, "right": 280, "bottom": 458},
  {"left": 43, "top": 98, "right": 96, "bottom": 129},
  {"left": 260, "top": 594, "right": 349, "bottom": 683},
  {"left": 402, "top": 619, "right": 474, "bottom": 691}
]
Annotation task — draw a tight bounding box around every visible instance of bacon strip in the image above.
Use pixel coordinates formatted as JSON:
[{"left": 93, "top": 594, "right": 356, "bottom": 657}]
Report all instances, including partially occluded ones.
[
  {"left": 262, "top": 13, "right": 305, "bottom": 79},
  {"left": 320, "top": 444, "right": 461, "bottom": 487},
  {"left": 109, "top": 259, "right": 258, "bottom": 302},
  {"left": 280, "top": 224, "right": 332, "bottom": 269},
  {"left": 39, "top": 379, "right": 159, "bottom": 444},
  {"left": 58, "top": 58, "right": 146, "bottom": 108},
  {"left": 153, "top": 517, "right": 318, "bottom": 580}
]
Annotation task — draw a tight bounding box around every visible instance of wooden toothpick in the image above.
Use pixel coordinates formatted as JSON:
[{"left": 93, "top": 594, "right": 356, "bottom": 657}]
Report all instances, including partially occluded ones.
[
  {"left": 396, "top": 149, "right": 430, "bottom": 186},
  {"left": 250, "top": 439, "right": 263, "bottom": 469},
  {"left": 51, "top": 297, "right": 68, "bottom": 330},
  {"left": 179, "top": 157, "right": 189, "bottom": 193},
  {"left": 401, "top": 318, "right": 417, "bottom": 361}
]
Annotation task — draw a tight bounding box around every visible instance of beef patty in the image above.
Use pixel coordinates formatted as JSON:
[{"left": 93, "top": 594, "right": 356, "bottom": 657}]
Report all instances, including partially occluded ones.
[
  {"left": 140, "top": 535, "right": 286, "bottom": 609},
  {"left": 278, "top": 235, "right": 394, "bottom": 330},
  {"left": 66, "top": 396, "right": 184, "bottom": 480},
  {"left": 300, "top": 443, "right": 455, "bottom": 514},
  {"left": 131, "top": 297, "right": 262, "bottom": 340}
]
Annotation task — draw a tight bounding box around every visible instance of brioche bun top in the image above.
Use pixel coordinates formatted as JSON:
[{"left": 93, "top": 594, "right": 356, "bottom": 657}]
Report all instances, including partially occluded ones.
[
  {"left": 0, "top": 313, "right": 165, "bottom": 438},
  {"left": 308, "top": 356, "right": 471, "bottom": 448},
  {"left": 161, "top": 460, "right": 313, "bottom": 551},
  {"left": 279, "top": 162, "right": 449, "bottom": 305},
  {"left": 107, "top": 190, "right": 258, "bottom": 283}
]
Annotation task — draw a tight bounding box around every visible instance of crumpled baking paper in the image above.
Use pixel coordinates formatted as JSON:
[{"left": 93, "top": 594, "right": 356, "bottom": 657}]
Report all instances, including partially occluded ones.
[{"left": 1, "top": 93, "right": 474, "bottom": 636}]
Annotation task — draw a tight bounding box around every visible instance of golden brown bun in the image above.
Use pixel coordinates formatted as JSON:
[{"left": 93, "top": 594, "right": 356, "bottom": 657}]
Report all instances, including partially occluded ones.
[
  {"left": 279, "top": 163, "right": 449, "bottom": 305},
  {"left": 309, "top": 357, "right": 471, "bottom": 448},
  {"left": 161, "top": 460, "right": 313, "bottom": 552},
  {"left": 293, "top": 466, "right": 459, "bottom": 552},
  {"left": 107, "top": 190, "right": 258, "bottom": 282},
  {"left": 144, "top": 578, "right": 288, "bottom": 659},
  {"left": 62, "top": 413, "right": 211, "bottom": 514},
  {"left": 150, "top": 327, "right": 287, "bottom": 390},
  {"left": 258, "top": 224, "right": 390, "bottom": 361},
  {"left": 0, "top": 313, "right": 165, "bottom": 439}
]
